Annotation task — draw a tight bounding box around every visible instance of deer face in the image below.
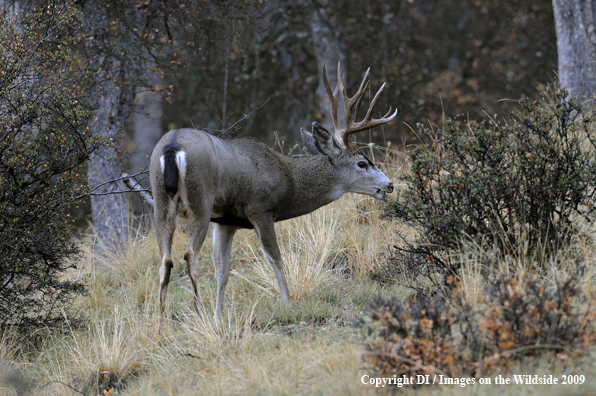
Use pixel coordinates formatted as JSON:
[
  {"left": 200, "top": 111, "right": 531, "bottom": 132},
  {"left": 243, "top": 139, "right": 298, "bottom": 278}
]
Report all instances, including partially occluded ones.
[
  {"left": 301, "top": 122, "right": 393, "bottom": 200},
  {"left": 343, "top": 150, "right": 393, "bottom": 200}
]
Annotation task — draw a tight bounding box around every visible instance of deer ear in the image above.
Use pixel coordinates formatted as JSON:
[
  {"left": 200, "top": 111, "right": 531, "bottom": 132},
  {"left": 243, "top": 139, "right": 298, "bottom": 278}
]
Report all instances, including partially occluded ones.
[
  {"left": 311, "top": 122, "right": 341, "bottom": 156},
  {"left": 300, "top": 128, "right": 320, "bottom": 155}
]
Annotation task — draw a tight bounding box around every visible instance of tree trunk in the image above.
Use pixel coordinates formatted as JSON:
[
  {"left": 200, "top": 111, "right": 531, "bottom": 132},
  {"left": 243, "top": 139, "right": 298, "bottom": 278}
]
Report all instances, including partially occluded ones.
[
  {"left": 82, "top": 0, "right": 136, "bottom": 260},
  {"left": 310, "top": 0, "right": 346, "bottom": 130},
  {"left": 130, "top": 72, "right": 163, "bottom": 217},
  {"left": 86, "top": 69, "right": 133, "bottom": 257},
  {"left": 553, "top": 0, "right": 596, "bottom": 101}
]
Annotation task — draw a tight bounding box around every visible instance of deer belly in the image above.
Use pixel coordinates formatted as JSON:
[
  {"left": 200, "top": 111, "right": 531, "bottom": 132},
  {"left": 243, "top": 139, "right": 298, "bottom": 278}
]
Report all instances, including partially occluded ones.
[{"left": 210, "top": 213, "right": 254, "bottom": 229}]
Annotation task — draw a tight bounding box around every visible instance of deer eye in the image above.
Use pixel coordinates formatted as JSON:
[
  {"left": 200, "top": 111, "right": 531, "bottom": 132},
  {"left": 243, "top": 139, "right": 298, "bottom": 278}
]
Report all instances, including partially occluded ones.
[{"left": 357, "top": 161, "right": 368, "bottom": 169}]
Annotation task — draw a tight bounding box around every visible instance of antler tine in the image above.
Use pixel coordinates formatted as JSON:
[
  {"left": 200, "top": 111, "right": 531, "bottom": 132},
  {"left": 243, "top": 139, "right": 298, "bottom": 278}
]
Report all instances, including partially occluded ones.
[
  {"left": 353, "top": 79, "right": 370, "bottom": 123},
  {"left": 335, "top": 62, "right": 347, "bottom": 144},
  {"left": 342, "top": 67, "right": 370, "bottom": 122},
  {"left": 341, "top": 66, "right": 397, "bottom": 153},
  {"left": 337, "top": 66, "right": 368, "bottom": 120},
  {"left": 382, "top": 105, "right": 395, "bottom": 119},
  {"left": 337, "top": 65, "right": 370, "bottom": 152},
  {"left": 322, "top": 63, "right": 341, "bottom": 138},
  {"left": 322, "top": 63, "right": 397, "bottom": 154},
  {"left": 364, "top": 82, "right": 386, "bottom": 121}
]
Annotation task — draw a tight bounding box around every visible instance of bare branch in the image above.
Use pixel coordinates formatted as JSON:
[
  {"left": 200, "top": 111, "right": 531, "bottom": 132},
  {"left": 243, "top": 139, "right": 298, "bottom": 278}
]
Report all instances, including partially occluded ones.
[
  {"left": 122, "top": 172, "right": 154, "bottom": 206},
  {"left": 74, "top": 168, "right": 154, "bottom": 205},
  {"left": 218, "top": 98, "right": 270, "bottom": 137}
]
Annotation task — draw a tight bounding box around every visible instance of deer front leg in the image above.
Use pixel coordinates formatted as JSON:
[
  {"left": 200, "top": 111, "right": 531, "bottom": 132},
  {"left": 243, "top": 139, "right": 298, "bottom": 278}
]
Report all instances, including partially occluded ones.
[
  {"left": 184, "top": 217, "right": 211, "bottom": 318},
  {"left": 251, "top": 217, "right": 290, "bottom": 304},
  {"left": 212, "top": 224, "right": 238, "bottom": 319}
]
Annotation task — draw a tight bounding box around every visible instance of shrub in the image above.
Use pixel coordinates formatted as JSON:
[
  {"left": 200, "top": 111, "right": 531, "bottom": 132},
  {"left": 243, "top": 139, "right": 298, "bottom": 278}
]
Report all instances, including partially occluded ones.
[
  {"left": 0, "top": 2, "right": 100, "bottom": 331},
  {"left": 473, "top": 269, "right": 595, "bottom": 363},
  {"left": 364, "top": 269, "right": 596, "bottom": 382},
  {"left": 364, "top": 294, "right": 457, "bottom": 381},
  {"left": 385, "top": 88, "right": 596, "bottom": 280}
]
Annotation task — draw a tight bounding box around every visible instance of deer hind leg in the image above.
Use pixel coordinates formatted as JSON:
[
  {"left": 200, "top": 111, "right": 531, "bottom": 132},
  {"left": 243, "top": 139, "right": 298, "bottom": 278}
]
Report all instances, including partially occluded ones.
[
  {"left": 251, "top": 218, "right": 291, "bottom": 304},
  {"left": 184, "top": 215, "right": 211, "bottom": 318},
  {"left": 212, "top": 224, "right": 238, "bottom": 319},
  {"left": 155, "top": 198, "right": 177, "bottom": 332}
]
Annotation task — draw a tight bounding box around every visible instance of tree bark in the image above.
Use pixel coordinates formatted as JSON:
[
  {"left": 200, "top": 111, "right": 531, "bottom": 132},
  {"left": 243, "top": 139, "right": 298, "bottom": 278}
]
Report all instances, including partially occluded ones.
[
  {"left": 82, "top": 0, "right": 136, "bottom": 259},
  {"left": 553, "top": 0, "right": 596, "bottom": 102},
  {"left": 310, "top": 0, "right": 346, "bottom": 131},
  {"left": 130, "top": 71, "right": 163, "bottom": 216}
]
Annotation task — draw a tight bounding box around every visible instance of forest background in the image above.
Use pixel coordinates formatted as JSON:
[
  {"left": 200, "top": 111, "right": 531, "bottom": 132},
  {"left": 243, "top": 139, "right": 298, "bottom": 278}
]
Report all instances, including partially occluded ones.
[{"left": 78, "top": 0, "right": 563, "bottom": 247}]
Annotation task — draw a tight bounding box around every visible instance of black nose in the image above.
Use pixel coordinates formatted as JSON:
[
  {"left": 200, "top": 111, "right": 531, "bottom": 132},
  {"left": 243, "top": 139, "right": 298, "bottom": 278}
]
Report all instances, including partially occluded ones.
[{"left": 387, "top": 183, "right": 394, "bottom": 193}]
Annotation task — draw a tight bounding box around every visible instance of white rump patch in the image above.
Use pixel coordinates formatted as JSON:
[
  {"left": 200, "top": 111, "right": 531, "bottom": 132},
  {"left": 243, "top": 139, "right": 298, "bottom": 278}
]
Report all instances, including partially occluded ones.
[
  {"left": 159, "top": 150, "right": 186, "bottom": 178},
  {"left": 176, "top": 151, "right": 188, "bottom": 215},
  {"left": 176, "top": 151, "right": 187, "bottom": 181}
]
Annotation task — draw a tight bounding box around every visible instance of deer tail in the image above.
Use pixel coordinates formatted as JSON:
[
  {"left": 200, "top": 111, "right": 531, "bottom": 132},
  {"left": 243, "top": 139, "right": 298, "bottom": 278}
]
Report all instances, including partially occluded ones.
[{"left": 162, "top": 143, "right": 182, "bottom": 201}]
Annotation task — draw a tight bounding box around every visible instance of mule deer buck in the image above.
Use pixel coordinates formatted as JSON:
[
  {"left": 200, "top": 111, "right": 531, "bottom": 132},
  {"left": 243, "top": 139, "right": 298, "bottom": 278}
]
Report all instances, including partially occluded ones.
[{"left": 149, "top": 63, "right": 396, "bottom": 328}]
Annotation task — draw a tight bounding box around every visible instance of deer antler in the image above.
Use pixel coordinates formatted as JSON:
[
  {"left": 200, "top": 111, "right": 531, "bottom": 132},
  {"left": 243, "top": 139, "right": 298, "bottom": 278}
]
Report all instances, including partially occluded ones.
[{"left": 322, "top": 62, "right": 398, "bottom": 154}]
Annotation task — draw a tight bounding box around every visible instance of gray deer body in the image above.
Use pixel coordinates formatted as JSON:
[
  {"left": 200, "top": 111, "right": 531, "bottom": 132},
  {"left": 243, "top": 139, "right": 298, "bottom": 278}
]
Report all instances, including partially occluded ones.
[{"left": 150, "top": 64, "right": 396, "bottom": 326}]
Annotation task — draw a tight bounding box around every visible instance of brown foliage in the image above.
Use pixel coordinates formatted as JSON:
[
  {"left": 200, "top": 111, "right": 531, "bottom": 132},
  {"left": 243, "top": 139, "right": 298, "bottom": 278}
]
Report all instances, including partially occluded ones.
[{"left": 364, "top": 269, "right": 596, "bottom": 382}]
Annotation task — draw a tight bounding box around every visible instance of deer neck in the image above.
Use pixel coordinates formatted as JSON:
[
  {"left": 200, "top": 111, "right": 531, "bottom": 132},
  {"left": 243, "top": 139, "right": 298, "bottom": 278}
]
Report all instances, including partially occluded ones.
[{"left": 276, "top": 154, "right": 344, "bottom": 221}]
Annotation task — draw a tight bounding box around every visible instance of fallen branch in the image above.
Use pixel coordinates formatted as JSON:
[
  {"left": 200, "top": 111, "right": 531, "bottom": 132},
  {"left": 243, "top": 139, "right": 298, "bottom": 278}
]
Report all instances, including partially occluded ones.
[
  {"left": 122, "top": 171, "right": 154, "bottom": 206},
  {"left": 74, "top": 168, "right": 154, "bottom": 206}
]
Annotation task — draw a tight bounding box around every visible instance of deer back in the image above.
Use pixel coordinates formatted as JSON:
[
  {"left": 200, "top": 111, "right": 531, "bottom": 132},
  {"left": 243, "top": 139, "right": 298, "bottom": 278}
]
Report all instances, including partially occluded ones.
[{"left": 150, "top": 128, "right": 300, "bottom": 228}]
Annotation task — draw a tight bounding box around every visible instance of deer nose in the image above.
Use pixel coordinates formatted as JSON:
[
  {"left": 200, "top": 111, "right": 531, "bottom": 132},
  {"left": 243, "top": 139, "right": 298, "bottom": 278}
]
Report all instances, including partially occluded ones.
[{"left": 387, "top": 182, "right": 394, "bottom": 193}]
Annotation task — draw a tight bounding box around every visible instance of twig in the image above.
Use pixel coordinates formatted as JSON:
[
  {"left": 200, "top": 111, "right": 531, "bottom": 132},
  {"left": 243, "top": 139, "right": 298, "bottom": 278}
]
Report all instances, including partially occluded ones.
[
  {"left": 122, "top": 172, "right": 154, "bottom": 206},
  {"left": 35, "top": 380, "right": 85, "bottom": 396},
  {"left": 84, "top": 189, "right": 151, "bottom": 196},
  {"left": 222, "top": 21, "right": 231, "bottom": 129},
  {"left": 501, "top": 344, "right": 564, "bottom": 356},
  {"left": 218, "top": 98, "right": 270, "bottom": 137},
  {"left": 74, "top": 168, "right": 152, "bottom": 200}
]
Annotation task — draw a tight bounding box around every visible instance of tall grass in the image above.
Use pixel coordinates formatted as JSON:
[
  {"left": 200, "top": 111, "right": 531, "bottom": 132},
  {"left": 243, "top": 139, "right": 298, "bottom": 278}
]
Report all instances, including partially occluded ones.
[{"left": 237, "top": 206, "right": 345, "bottom": 300}]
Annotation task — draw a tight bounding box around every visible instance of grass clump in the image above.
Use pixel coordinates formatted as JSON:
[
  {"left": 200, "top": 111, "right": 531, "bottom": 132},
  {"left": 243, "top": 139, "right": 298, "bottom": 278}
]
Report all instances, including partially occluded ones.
[{"left": 237, "top": 206, "right": 346, "bottom": 302}]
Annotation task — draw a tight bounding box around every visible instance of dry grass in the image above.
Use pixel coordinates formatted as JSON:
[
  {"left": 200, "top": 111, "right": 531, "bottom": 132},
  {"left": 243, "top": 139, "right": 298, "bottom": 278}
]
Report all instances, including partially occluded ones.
[
  {"left": 3, "top": 147, "right": 596, "bottom": 395},
  {"left": 237, "top": 206, "right": 346, "bottom": 300}
]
